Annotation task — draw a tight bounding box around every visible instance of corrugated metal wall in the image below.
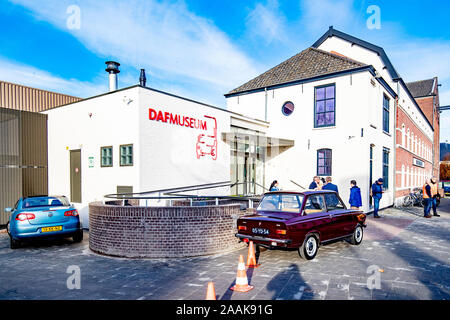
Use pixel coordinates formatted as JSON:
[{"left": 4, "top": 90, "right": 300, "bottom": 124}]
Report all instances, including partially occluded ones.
[
  {"left": 0, "top": 80, "right": 81, "bottom": 112},
  {"left": 0, "top": 109, "right": 22, "bottom": 225},
  {"left": 0, "top": 109, "right": 48, "bottom": 225}
]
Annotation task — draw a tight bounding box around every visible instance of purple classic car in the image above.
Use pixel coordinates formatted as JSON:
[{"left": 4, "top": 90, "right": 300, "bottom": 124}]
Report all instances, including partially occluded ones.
[{"left": 236, "top": 190, "right": 367, "bottom": 260}]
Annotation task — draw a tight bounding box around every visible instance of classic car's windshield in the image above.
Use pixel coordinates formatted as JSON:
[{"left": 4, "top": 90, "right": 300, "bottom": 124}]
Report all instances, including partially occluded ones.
[{"left": 257, "top": 194, "right": 304, "bottom": 213}]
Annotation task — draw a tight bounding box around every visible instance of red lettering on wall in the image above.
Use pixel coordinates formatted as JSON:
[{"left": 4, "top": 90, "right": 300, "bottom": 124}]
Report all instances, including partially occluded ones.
[
  {"left": 200, "top": 121, "right": 207, "bottom": 131},
  {"left": 156, "top": 111, "right": 164, "bottom": 122},
  {"left": 149, "top": 108, "right": 157, "bottom": 120},
  {"left": 169, "top": 114, "right": 179, "bottom": 125},
  {"left": 148, "top": 108, "right": 210, "bottom": 132}
]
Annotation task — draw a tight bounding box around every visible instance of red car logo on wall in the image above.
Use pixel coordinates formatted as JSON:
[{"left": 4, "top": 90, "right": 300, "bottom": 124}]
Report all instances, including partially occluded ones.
[{"left": 196, "top": 115, "right": 217, "bottom": 160}]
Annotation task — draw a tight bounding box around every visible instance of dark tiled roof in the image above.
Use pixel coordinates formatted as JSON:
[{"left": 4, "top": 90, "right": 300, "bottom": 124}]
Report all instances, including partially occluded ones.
[
  {"left": 406, "top": 79, "right": 435, "bottom": 98},
  {"left": 226, "top": 47, "right": 366, "bottom": 96}
]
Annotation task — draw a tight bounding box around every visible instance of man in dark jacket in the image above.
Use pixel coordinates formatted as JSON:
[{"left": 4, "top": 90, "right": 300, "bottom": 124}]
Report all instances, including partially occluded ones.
[
  {"left": 371, "top": 178, "right": 384, "bottom": 218},
  {"left": 309, "top": 176, "right": 321, "bottom": 190},
  {"left": 322, "top": 176, "right": 339, "bottom": 194},
  {"left": 349, "top": 180, "right": 362, "bottom": 209},
  {"left": 430, "top": 177, "right": 440, "bottom": 217},
  {"left": 423, "top": 179, "right": 433, "bottom": 218}
]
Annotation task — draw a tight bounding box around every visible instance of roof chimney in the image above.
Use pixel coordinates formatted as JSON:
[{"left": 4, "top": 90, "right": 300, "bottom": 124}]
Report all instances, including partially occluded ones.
[
  {"left": 139, "top": 69, "right": 146, "bottom": 87},
  {"left": 105, "top": 61, "right": 120, "bottom": 92}
]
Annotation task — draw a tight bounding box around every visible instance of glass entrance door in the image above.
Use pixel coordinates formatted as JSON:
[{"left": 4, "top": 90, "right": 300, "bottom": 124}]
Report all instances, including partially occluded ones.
[{"left": 230, "top": 133, "right": 265, "bottom": 196}]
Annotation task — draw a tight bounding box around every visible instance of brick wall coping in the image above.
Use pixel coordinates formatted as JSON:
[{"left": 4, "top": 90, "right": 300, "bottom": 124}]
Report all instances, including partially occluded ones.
[{"left": 88, "top": 202, "right": 245, "bottom": 258}]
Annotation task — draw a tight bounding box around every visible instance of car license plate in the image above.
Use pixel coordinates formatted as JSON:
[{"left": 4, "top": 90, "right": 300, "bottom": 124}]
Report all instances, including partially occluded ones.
[
  {"left": 252, "top": 227, "right": 269, "bottom": 235},
  {"left": 41, "top": 226, "right": 62, "bottom": 233}
]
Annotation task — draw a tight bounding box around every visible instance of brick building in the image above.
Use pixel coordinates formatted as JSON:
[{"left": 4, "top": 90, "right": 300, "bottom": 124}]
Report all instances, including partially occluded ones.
[{"left": 406, "top": 78, "right": 441, "bottom": 177}]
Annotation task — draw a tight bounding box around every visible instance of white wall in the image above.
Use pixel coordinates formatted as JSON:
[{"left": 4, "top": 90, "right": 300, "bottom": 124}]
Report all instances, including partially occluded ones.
[
  {"left": 227, "top": 71, "right": 395, "bottom": 213},
  {"left": 137, "top": 87, "right": 232, "bottom": 197},
  {"left": 43, "top": 88, "right": 141, "bottom": 227},
  {"left": 317, "top": 35, "right": 433, "bottom": 140}
]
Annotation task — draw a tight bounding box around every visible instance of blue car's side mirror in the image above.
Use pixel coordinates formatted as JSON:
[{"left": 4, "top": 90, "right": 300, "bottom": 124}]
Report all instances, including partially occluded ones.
[{"left": 4, "top": 207, "right": 12, "bottom": 213}]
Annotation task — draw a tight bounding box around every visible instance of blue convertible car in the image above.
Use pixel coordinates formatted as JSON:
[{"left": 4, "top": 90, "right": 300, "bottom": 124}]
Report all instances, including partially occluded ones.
[{"left": 5, "top": 195, "right": 83, "bottom": 249}]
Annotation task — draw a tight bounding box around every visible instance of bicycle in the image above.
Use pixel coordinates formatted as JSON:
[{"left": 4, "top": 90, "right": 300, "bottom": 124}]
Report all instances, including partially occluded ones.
[{"left": 402, "top": 188, "right": 423, "bottom": 207}]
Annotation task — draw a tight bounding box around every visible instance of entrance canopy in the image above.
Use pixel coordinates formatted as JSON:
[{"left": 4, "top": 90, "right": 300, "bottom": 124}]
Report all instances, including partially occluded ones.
[{"left": 221, "top": 132, "right": 295, "bottom": 148}]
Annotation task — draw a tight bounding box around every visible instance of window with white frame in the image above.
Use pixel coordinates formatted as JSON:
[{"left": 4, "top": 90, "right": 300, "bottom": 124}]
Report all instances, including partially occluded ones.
[
  {"left": 382, "top": 147, "right": 389, "bottom": 189},
  {"left": 402, "top": 124, "right": 405, "bottom": 147},
  {"left": 382, "top": 94, "right": 390, "bottom": 133}
]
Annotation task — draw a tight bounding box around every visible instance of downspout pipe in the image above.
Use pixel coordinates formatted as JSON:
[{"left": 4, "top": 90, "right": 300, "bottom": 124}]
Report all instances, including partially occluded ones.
[
  {"left": 393, "top": 81, "right": 399, "bottom": 206},
  {"left": 264, "top": 87, "right": 268, "bottom": 122}
]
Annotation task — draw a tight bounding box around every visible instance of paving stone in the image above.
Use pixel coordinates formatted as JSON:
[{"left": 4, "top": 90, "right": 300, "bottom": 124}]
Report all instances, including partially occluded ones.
[{"left": 0, "top": 202, "right": 449, "bottom": 300}]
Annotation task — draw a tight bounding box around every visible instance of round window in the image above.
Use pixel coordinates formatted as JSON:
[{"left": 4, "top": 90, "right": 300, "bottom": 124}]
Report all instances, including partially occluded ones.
[{"left": 282, "top": 101, "right": 294, "bottom": 116}]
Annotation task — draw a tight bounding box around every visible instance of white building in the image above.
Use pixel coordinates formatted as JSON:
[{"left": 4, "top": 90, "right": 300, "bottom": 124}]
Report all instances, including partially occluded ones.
[
  {"left": 225, "top": 27, "right": 434, "bottom": 213},
  {"left": 43, "top": 27, "right": 436, "bottom": 227},
  {"left": 43, "top": 83, "right": 272, "bottom": 227}
]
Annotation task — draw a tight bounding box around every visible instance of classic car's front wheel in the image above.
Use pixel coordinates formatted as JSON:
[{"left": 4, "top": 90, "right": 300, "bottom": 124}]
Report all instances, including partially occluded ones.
[
  {"left": 299, "top": 234, "right": 318, "bottom": 260},
  {"left": 349, "top": 225, "right": 364, "bottom": 245}
]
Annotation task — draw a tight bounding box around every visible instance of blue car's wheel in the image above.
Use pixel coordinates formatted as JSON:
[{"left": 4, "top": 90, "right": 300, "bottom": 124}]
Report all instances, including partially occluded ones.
[
  {"left": 10, "top": 237, "right": 20, "bottom": 249},
  {"left": 5, "top": 222, "right": 20, "bottom": 249},
  {"left": 73, "top": 230, "right": 83, "bottom": 243}
]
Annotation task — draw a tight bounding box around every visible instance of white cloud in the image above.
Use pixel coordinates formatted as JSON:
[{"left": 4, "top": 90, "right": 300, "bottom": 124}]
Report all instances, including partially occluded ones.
[
  {"left": 299, "top": 0, "right": 361, "bottom": 36},
  {"left": 246, "top": 0, "right": 288, "bottom": 45},
  {"left": 8, "top": 0, "right": 259, "bottom": 91},
  {"left": 0, "top": 56, "right": 105, "bottom": 98}
]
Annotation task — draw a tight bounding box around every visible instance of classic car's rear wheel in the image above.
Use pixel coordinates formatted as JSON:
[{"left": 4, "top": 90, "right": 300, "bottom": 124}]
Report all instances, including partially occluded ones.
[
  {"left": 349, "top": 225, "right": 363, "bottom": 245},
  {"left": 299, "top": 234, "right": 318, "bottom": 260}
]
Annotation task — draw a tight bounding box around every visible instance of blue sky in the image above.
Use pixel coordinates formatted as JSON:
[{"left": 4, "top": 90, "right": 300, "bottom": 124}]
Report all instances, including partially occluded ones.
[{"left": 0, "top": 0, "right": 449, "bottom": 141}]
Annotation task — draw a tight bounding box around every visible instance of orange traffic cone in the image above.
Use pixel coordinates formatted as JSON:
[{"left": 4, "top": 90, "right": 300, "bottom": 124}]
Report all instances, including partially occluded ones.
[
  {"left": 246, "top": 241, "right": 260, "bottom": 268},
  {"left": 230, "top": 255, "right": 254, "bottom": 292},
  {"left": 205, "top": 282, "right": 216, "bottom": 300}
]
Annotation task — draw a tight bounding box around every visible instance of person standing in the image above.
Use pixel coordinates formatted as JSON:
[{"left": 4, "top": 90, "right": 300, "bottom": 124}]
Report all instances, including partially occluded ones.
[
  {"left": 309, "top": 176, "right": 322, "bottom": 190},
  {"left": 269, "top": 180, "right": 280, "bottom": 191},
  {"left": 430, "top": 177, "right": 440, "bottom": 217},
  {"left": 371, "top": 178, "right": 384, "bottom": 218},
  {"left": 322, "top": 176, "right": 339, "bottom": 194},
  {"left": 422, "top": 179, "right": 433, "bottom": 218},
  {"left": 349, "top": 180, "right": 362, "bottom": 210}
]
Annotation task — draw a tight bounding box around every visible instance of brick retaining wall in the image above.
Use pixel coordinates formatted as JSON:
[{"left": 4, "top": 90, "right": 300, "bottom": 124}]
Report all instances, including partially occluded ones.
[{"left": 89, "top": 202, "right": 246, "bottom": 258}]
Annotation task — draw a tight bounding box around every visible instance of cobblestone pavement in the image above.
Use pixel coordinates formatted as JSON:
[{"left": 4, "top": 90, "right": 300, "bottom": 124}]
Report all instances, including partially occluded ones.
[{"left": 0, "top": 200, "right": 449, "bottom": 300}]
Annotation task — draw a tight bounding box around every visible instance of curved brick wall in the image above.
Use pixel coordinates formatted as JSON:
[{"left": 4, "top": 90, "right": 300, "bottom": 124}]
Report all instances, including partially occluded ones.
[{"left": 89, "top": 202, "right": 245, "bottom": 258}]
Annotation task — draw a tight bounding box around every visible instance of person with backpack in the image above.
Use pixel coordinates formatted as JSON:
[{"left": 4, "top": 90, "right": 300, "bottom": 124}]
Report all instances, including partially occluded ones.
[{"left": 349, "top": 180, "right": 362, "bottom": 210}]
